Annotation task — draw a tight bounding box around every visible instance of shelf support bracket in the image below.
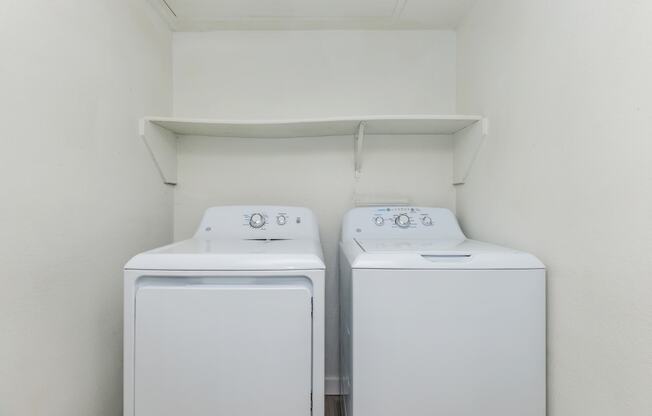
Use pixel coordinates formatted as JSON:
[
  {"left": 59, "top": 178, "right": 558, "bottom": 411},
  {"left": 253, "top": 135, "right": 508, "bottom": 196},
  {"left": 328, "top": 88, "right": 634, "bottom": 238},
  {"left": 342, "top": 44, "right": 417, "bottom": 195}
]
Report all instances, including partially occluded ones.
[
  {"left": 354, "top": 121, "right": 366, "bottom": 178},
  {"left": 453, "top": 117, "right": 489, "bottom": 185},
  {"left": 140, "top": 119, "right": 178, "bottom": 185}
]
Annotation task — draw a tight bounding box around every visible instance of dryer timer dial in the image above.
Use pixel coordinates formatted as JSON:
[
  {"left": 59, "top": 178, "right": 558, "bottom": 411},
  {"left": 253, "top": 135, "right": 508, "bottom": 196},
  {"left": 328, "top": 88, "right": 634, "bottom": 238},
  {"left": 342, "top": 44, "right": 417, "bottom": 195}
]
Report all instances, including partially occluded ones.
[{"left": 249, "top": 213, "right": 265, "bottom": 228}]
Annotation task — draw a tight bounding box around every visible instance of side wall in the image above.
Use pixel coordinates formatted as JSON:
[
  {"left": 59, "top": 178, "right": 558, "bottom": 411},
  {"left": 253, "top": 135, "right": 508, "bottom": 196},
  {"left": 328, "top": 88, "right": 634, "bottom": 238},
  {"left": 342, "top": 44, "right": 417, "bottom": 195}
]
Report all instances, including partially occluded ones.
[
  {"left": 172, "top": 30, "right": 458, "bottom": 390},
  {"left": 0, "top": 2, "right": 173, "bottom": 414},
  {"left": 456, "top": 1, "right": 652, "bottom": 414}
]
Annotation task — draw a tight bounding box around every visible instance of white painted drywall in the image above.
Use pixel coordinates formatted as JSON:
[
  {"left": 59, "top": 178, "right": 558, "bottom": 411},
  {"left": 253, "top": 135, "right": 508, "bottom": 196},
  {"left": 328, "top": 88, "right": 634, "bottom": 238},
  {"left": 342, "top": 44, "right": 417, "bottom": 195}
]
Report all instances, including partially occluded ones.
[
  {"left": 0, "top": 2, "right": 172, "bottom": 415},
  {"left": 172, "top": 30, "right": 458, "bottom": 390},
  {"left": 154, "top": 0, "right": 477, "bottom": 30},
  {"left": 173, "top": 31, "right": 456, "bottom": 118},
  {"left": 456, "top": 1, "right": 652, "bottom": 414}
]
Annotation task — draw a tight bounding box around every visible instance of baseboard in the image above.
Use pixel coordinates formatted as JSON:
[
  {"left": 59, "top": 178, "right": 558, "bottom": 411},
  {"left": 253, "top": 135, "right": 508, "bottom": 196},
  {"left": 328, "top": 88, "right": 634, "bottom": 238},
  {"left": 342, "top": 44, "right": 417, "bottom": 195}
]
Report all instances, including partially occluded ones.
[{"left": 325, "top": 376, "right": 340, "bottom": 395}]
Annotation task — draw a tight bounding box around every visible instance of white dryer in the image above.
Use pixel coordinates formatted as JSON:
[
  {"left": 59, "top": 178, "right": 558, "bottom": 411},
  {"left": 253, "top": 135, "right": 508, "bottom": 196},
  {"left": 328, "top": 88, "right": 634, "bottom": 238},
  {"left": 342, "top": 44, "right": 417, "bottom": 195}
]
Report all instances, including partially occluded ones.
[
  {"left": 124, "top": 206, "right": 324, "bottom": 416},
  {"left": 339, "top": 207, "right": 545, "bottom": 416}
]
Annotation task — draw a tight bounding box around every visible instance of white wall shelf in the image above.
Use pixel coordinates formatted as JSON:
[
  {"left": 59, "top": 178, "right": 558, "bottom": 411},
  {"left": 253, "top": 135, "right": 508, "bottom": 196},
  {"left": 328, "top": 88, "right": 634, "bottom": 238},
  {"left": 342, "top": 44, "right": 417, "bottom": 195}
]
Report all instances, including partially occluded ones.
[{"left": 140, "top": 115, "right": 488, "bottom": 185}]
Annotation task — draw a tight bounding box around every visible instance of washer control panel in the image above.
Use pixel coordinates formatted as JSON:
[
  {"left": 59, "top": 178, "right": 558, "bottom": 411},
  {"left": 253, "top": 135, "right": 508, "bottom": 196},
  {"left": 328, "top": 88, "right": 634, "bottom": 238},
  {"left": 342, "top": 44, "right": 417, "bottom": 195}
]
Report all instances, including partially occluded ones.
[
  {"left": 370, "top": 207, "right": 436, "bottom": 230},
  {"left": 342, "top": 206, "right": 466, "bottom": 241}
]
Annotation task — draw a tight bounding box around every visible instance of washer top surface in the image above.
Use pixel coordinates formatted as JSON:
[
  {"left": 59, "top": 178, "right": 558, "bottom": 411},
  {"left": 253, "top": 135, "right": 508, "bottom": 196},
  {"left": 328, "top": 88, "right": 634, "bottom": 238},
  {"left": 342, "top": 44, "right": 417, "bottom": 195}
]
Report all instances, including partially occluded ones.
[
  {"left": 341, "top": 207, "right": 544, "bottom": 270},
  {"left": 126, "top": 206, "right": 325, "bottom": 271},
  {"left": 355, "top": 238, "right": 467, "bottom": 253}
]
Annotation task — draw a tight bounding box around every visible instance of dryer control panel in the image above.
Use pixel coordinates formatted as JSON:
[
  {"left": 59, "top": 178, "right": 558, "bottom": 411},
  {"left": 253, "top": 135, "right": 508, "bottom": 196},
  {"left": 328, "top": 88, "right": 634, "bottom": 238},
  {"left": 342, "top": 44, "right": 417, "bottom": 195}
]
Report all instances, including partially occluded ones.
[
  {"left": 194, "top": 206, "right": 320, "bottom": 241},
  {"left": 341, "top": 207, "right": 466, "bottom": 241}
]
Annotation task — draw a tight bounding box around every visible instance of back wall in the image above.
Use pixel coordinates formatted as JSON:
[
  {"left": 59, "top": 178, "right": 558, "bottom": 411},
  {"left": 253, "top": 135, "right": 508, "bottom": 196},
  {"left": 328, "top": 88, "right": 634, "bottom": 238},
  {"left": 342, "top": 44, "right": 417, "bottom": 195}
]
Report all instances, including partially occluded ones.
[{"left": 172, "top": 30, "right": 458, "bottom": 390}]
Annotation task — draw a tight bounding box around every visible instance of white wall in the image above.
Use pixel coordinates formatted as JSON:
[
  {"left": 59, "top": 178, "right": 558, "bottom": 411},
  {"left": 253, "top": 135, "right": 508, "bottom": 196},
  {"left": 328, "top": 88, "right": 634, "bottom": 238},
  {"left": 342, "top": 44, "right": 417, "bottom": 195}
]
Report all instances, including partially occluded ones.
[
  {"left": 0, "top": 2, "right": 172, "bottom": 415},
  {"left": 456, "top": 1, "right": 652, "bottom": 414},
  {"left": 173, "top": 31, "right": 456, "bottom": 118},
  {"left": 172, "top": 30, "right": 458, "bottom": 389}
]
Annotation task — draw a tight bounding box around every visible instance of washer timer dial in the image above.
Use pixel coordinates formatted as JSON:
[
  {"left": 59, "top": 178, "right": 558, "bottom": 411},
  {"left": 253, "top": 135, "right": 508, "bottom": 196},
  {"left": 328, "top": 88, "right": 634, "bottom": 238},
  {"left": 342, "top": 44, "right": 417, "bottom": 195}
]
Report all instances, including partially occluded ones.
[{"left": 395, "top": 214, "right": 411, "bottom": 228}]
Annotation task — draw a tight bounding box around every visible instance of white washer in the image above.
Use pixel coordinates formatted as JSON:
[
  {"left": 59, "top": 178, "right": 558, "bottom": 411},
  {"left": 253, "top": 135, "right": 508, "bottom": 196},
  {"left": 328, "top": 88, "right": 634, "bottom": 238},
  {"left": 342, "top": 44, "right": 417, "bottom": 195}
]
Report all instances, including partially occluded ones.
[
  {"left": 124, "top": 206, "right": 325, "bottom": 416},
  {"left": 339, "top": 207, "right": 545, "bottom": 416}
]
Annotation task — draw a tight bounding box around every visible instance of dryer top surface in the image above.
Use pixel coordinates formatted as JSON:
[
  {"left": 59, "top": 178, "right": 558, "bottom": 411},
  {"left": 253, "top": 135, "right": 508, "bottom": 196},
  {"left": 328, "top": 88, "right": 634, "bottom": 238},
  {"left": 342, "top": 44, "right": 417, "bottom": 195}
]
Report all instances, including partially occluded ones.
[
  {"left": 126, "top": 238, "right": 325, "bottom": 271},
  {"left": 126, "top": 206, "right": 324, "bottom": 271}
]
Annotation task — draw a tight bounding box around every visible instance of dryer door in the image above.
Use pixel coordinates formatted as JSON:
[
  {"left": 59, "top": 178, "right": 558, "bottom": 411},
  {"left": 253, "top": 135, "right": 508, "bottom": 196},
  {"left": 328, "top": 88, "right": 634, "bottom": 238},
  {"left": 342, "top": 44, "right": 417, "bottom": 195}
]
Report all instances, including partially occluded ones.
[{"left": 133, "top": 277, "right": 313, "bottom": 416}]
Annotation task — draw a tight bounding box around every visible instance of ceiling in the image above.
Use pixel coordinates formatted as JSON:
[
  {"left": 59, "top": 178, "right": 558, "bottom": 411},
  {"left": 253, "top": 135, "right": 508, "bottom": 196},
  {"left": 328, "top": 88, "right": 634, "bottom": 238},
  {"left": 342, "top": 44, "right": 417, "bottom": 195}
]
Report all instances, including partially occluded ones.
[{"left": 149, "top": 0, "right": 478, "bottom": 31}]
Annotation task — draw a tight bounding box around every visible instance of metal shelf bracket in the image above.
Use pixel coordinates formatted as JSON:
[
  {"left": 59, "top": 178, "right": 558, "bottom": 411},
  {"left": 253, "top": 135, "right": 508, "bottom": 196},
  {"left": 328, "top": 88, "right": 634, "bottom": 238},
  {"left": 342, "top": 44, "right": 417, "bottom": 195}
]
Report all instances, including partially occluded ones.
[
  {"left": 140, "top": 119, "right": 178, "bottom": 185},
  {"left": 354, "top": 121, "right": 367, "bottom": 178},
  {"left": 452, "top": 117, "right": 489, "bottom": 185}
]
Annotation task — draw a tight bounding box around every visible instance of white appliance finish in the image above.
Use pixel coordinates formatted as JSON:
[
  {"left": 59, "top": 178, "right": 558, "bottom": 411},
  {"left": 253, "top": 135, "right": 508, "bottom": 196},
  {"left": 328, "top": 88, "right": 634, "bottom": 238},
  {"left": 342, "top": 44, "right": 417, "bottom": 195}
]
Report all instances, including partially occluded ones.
[
  {"left": 339, "top": 207, "right": 546, "bottom": 416},
  {"left": 124, "top": 206, "right": 325, "bottom": 416}
]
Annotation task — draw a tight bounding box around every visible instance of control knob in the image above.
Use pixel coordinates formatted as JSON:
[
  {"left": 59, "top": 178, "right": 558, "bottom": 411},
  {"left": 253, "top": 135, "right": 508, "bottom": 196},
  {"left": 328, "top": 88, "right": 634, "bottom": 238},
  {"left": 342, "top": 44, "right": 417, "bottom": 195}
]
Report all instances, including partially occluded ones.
[
  {"left": 395, "top": 214, "right": 411, "bottom": 228},
  {"left": 373, "top": 216, "right": 385, "bottom": 226},
  {"left": 249, "top": 213, "right": 265, "bottom": 228}
]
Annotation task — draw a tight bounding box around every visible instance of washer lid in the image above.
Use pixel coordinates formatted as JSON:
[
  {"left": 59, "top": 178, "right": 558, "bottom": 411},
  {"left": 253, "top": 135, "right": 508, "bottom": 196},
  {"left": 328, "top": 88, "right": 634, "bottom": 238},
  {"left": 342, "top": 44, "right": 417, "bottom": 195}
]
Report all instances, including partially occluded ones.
[
  {"left": 125, "top": 238, "right": 325, "bottom": 271},
  {"left": 356, "top": 238, "right": 469, "bottom": 253},
  {"left": 345, "top": 238, "right": 544, "bottom": 270}
]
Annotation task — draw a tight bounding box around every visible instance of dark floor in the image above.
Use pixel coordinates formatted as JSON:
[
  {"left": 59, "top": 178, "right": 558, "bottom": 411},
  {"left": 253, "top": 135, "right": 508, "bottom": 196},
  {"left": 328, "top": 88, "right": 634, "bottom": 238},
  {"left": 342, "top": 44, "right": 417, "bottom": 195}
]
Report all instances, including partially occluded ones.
[{"left": 325, "top": 395, "right": 343, "bottom": 416}]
